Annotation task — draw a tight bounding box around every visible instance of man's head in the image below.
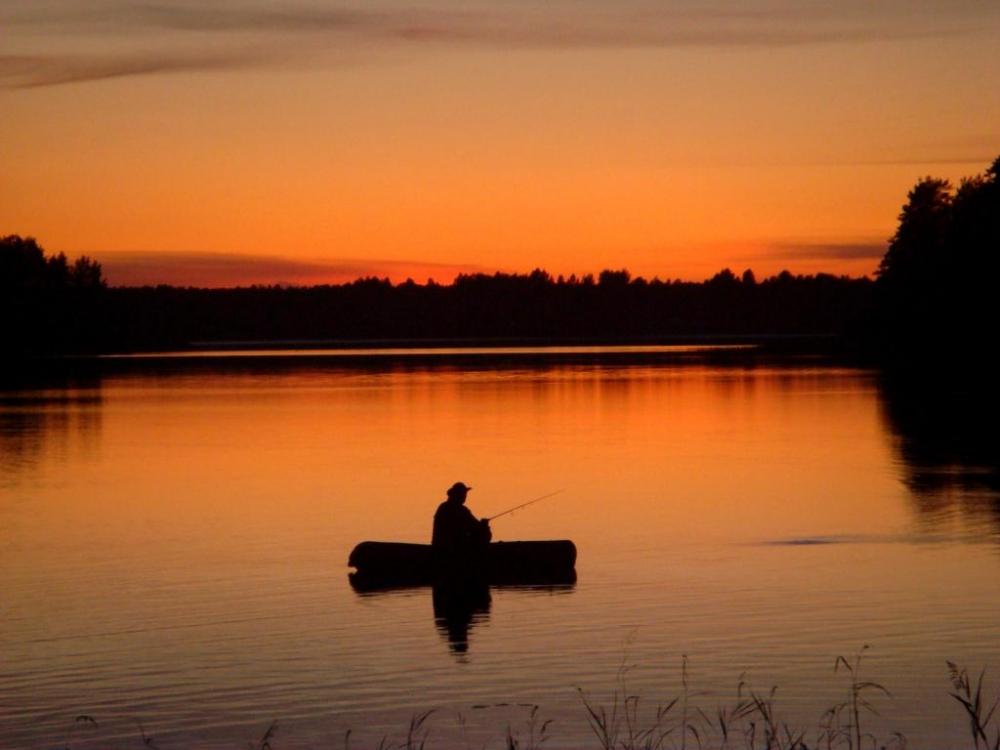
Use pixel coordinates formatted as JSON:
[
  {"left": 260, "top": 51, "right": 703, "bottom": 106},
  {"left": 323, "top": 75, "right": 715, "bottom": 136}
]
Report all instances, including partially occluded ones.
[{"left": 446, "top": 481, "right": 472, "bottom": 503}]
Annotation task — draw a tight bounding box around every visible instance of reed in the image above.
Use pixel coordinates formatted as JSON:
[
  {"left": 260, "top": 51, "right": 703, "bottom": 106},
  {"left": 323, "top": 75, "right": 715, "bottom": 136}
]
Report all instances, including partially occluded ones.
[
  {"left": 56, "top": 653, "right": 998, "bottom": 750},
  {"left": 250, "top": 720, "right": 278, "bottom": 750},
  {"left": 947, "top": 662, "right": 1000, "bottom": 750},
  {"left": 504, "top": 705, "right": 552, "bottom": 750}
]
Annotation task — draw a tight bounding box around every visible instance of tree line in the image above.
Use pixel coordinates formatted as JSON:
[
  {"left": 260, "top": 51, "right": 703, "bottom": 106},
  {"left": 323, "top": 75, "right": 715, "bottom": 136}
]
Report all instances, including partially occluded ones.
[
  {"left": 873, "top": 156, "right": 999, "bottom": 355},
  {"left": 0, "top": 235, "right": 104, "bottom": 292},
  {"left": 2, "top": 155, "right": 996, "bottom": 356},
  {"left": 0, "top": 253, "right": 872, "bottom": 354}
]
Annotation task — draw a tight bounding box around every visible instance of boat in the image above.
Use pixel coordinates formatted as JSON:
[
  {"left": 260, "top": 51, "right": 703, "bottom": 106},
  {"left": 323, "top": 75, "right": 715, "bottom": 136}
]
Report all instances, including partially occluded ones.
[{"left": 348, "top": 539, "right": 577, "bottom": 591}]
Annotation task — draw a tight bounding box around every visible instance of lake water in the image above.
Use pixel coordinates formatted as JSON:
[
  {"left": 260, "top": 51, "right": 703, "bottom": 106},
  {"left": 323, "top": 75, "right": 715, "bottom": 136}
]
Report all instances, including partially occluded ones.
[{"left": 2, "top": 348, "right": 998, "bottom": 749}]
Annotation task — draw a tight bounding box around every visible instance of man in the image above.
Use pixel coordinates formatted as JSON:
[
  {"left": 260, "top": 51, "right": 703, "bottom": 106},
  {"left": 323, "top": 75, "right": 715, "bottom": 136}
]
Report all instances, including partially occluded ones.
[{"left": 431, "top": 482, "right": 492, "bottom": 571}]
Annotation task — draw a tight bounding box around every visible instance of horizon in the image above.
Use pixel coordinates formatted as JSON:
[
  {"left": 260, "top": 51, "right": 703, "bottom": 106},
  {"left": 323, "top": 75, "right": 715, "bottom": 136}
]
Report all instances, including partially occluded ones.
[
  {"left": 3, "top": 1, "right": 998, "bottom": 287},
  {"left": 90, "top": 249, "right": 879, "bottom": 288},
  {"left": 7, "top": 238, "right": 879, "bottom": 288}
]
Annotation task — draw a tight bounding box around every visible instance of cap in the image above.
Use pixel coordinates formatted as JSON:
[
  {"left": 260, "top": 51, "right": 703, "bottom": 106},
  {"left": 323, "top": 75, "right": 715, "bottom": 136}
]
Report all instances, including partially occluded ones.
[{"left": 447, "top": 481, "right": 472, "bottom": 496}]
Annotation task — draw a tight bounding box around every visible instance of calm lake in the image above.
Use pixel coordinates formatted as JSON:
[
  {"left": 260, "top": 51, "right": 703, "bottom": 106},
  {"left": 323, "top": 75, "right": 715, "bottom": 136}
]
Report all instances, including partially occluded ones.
[{"left": 2, "top": 347, "right": 998, "bottom": 749}]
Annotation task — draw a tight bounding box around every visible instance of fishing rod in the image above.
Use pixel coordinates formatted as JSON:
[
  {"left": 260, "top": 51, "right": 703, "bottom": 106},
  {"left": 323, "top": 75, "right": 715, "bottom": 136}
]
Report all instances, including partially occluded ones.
[{"left": 486, "top": 489, "right": 566, "bottom": 522}]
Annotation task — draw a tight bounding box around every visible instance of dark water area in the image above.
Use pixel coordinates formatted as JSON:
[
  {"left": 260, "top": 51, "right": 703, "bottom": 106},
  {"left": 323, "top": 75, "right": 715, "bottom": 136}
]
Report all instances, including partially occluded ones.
[
  {"left": 878, "top": 367, "right": 1000, "bottom": 513},
  {"left": 1, "top": 347, "right": 999, "bottom": 749}
]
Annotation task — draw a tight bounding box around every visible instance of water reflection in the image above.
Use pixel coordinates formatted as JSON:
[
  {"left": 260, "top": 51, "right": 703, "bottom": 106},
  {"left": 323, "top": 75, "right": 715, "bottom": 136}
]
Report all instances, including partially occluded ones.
[
  {"left": 432, "top": 583, "right": 492, "bottom": 655},
  {"left": 878, "top": 368, "right": 1000, "bottom": 531},
  {"left": 349, "top": 580, "right": 576, "bottom": 657},
  {"left": 0, "top": 370, "right": 103, "bottom": 487},
  {"left": 5, "top": 352, "right": 1000, "bottom": 749}
]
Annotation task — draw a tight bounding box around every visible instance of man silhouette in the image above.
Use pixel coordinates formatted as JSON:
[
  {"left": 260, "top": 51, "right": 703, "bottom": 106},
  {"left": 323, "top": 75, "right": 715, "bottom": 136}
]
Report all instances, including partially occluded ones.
[{"left": 431, "top": 482, "right": 491, "bottom": 576}]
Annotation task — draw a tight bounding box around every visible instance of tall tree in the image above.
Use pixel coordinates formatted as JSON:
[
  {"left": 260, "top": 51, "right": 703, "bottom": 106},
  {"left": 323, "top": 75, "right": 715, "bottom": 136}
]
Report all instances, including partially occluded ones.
[
  {"left": 877, "top": 178, "right": 952, "bottom": 286},
  {"left": 874, "top": 156, "right": 1000, "bottom": 352}
]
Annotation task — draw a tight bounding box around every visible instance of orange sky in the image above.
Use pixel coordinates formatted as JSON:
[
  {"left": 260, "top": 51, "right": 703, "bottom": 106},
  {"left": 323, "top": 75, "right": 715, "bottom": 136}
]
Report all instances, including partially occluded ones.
[{"left": 2, "top": 1, "right": 999, "bottom": 286}]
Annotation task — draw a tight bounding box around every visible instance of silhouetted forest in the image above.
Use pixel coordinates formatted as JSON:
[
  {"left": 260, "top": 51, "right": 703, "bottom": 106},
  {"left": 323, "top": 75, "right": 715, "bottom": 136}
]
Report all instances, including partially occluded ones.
[
  {"left": 0, "top": 248, "right": 872, "bottom": 354},
  {"left": 872, "top": 155, "right": 1000, "bottom": 355},
  {"left": 3, "top": 156, "right": 996, "bottom": 356}
]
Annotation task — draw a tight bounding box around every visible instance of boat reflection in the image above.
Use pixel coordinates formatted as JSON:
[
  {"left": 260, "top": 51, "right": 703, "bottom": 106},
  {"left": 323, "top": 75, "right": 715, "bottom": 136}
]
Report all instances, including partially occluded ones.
[
  {"left": 432, "top": 582, "right": 492, "bottom": 655},
  {"left": 349, "top": 575, "right": 576, "bottom": 656}
]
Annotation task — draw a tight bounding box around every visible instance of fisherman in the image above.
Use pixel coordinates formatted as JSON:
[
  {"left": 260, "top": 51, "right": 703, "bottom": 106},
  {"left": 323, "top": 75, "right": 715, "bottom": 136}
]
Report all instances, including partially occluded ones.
[{"left": 431, "top": 482, "right": 491, "bottom": 573}]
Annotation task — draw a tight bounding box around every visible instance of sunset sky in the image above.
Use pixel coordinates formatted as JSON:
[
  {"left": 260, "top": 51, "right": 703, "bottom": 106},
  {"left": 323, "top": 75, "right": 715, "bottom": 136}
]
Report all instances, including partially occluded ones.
[{"left": 2, "top": 1, "right": 999, "bottom": 286}]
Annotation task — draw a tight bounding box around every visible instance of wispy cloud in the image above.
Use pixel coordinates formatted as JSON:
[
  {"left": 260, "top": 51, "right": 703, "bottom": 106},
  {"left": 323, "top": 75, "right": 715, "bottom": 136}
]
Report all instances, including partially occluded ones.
[
  {"left": 96, "top": 250, "right": 487, "bottom": 287},
  {"left": 0, "top": 51, "right": 270, "bottom": 88},
  {"left": 837, "top": 135, "right": 1000, "bottom": 167},
  {"left": 711, "top": 239, "right": 885, "bottom": 278},
  {"left": 758, "top": 241, "right": 887, "bottom": 262},
  {"left": 3, "top": 0, "right": 996, "bottom": 88},
  {"left": 14, "top": 2, "right": 975, "bottom": 45}
]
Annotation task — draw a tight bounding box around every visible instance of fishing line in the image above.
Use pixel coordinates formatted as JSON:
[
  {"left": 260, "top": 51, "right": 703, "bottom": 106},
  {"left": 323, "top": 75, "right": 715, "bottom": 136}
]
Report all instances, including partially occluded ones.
[{"left": 486, "top": 489, "right": 566, "bottom": 522}]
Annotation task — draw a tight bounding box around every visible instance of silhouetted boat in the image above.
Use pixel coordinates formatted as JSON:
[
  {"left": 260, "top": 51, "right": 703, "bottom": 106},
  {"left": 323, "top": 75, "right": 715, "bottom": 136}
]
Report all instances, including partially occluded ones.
[{"left": 348, "top": 540, "right": 577, "bottom": 590}]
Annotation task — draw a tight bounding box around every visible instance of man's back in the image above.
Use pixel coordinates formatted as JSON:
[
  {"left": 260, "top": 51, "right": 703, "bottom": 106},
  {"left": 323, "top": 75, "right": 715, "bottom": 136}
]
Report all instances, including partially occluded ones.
[{"left": 432, "top": 500, "right": 482, "bottom": 554}]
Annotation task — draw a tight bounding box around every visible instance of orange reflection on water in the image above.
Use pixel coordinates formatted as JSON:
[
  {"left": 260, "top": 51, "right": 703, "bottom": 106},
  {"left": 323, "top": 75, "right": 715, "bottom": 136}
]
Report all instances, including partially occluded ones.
[
  {"left": 3, "top": 362, "right": 903, "bottom": 585},
  {"left": 2, "top": 357, "right": 998, "bottom": 749}
]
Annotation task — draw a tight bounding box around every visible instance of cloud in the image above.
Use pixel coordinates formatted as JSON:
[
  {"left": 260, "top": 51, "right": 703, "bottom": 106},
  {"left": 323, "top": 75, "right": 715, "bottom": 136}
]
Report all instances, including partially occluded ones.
[
  {"left": 706, "top": 240, "right": 886, "bottom": 279},
  {"left": 840, "top": 136, "right": 1000, "bottom": 167},
  {"left": 3, "top": 0, "right": 997, "bottom": 87},
  {"left": 0, "top": 51, "right": 269, "bottom": 88},
  {"left": 20, "top": 2, "right": 972, "bottom": 46},
  {"left": 96, "top": 250, "right": 487, "bottom": 287},
  {"left": 9, "top": 1, "right": 990, "bottom": 43},
  {"left": 758, "top": 241, "right": 887, "bottom": 262}
]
